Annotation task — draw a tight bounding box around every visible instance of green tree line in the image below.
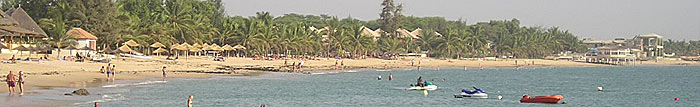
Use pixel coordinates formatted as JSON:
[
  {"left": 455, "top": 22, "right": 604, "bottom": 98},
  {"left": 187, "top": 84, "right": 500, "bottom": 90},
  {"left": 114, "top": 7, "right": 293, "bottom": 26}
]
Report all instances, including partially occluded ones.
[{"left": 0, "top": 0, "right": 619, "bottom": 58}]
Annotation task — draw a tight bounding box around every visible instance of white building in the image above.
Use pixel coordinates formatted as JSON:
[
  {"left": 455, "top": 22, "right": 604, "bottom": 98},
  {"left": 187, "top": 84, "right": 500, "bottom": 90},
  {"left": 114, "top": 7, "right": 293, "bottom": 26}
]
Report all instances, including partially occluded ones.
[{"left": 66, "top": 28, "right": 97, "bottom": 50}]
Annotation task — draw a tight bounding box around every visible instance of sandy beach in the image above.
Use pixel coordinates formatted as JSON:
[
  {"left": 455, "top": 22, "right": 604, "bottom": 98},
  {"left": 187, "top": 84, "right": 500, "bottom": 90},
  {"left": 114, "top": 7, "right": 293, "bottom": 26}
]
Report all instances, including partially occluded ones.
[{"left": 1, "top": 53, "right": 699, "bottom": 93}]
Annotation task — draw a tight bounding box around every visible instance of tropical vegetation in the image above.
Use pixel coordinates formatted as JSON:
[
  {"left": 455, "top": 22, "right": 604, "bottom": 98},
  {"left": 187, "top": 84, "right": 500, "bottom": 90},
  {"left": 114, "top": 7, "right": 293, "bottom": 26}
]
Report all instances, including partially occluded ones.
[{"left": 5, "top": 0, "right": 690, "bottom": 59}]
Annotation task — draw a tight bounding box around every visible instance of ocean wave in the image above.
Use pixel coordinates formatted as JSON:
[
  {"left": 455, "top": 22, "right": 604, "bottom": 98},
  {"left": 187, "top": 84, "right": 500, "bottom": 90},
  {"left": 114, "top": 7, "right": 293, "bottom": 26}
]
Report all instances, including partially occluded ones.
[
  {"left": 73, "top": 94, "right": 127, "bottom": 105},
  {"left": 102, "top": 81, "right": 167, "bottom": 88}
]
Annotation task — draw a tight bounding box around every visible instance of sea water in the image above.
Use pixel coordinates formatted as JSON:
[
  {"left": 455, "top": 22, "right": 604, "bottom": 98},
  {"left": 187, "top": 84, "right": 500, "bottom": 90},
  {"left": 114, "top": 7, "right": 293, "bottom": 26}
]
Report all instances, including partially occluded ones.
[{"left": 76, "top": 66, "right": 700, "bottom": 106}]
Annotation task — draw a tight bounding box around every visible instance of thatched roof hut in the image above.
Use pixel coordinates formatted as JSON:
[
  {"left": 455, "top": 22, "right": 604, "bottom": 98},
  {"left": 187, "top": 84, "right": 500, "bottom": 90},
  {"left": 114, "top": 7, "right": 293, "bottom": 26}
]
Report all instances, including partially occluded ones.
[{"left": 5, "top": 7, "right": 47, "bottom": 37}]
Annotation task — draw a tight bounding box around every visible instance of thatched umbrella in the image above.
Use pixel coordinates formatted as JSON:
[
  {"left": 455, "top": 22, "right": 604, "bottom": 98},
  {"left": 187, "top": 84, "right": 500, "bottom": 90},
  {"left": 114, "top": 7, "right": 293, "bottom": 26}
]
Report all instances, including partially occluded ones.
[
  {"left": 222, "top": 44, "right": 235, "bottom": 57},
  {"left": 211, "top": 44, "right": 224, "bottom": 51},
  {"left": 150, "top": 42, "right": 166, "bottom": 48},
  {"left": 124, "top": 40, "right": 140, "bottom": 47},
  {"left": 152, "top": 48, "right": 169, "bottom": 56},
  {"left": 173, "top": 43, "right": 191, "bottom": 60},
  {"left": 202, "top": 43, "right": 210, "bottom": 49},
  {"left": 233, "top": 45, "right": 246, "bottom": 50},
  {"left": 201, "top": 45, "right": 213, "bottom": 51},
  {"left": 0, "top": 43, "right": 7, "bottom": 49},
  {"left": 192, "top": 43, "right": 202, "bottom": 48},
  {"left": 101, "top": 46, "right": 114, "bottom": 54},
  {"left": 180, "top": 43, "right": 192, "bottom": 49},
  {"left": 13, "top": 45, "right": 30, "bottom": 56},
  {"left": 149, "top": 42, "right": 166, "bottom": 55},
  {"left": 233, "top": 45, "right": 246, "bottom": 57},
  {"left": 117, "top": 45, "right": 133, "bottom": 53}
]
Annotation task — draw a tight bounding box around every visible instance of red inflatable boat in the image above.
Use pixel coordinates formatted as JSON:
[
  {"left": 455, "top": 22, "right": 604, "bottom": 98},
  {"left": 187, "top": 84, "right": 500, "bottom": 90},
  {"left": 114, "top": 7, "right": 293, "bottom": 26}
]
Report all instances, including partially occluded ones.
[{"left": 519, "top": 94, "right": 563, "bottom": 103}]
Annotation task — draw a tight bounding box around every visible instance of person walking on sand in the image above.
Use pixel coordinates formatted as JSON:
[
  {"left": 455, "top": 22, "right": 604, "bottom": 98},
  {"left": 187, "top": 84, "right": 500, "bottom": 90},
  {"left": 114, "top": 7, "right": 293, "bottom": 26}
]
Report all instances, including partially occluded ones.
[
  {"left": 6, "top": 71, "right": 16, "bottom": 94},
  {"left": 162, "top": 66, "right": 168, "bottom": 81},
  {"left": 18, "top": 71, "right": 25, "bottom": 95}
]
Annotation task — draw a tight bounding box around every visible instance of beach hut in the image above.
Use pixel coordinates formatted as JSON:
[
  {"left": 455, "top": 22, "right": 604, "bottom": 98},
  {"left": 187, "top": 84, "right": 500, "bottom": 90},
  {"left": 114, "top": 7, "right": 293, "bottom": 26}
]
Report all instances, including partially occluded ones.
[{"left": 66, "top": 28, "right": 98, "bottom": 50}]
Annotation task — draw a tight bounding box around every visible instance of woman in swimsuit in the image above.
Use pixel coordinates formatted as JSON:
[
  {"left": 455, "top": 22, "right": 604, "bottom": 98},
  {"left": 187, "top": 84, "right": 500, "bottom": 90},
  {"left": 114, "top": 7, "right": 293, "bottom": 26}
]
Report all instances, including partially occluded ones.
[
  {"left": 111, "top": 65, "right": 116, "bottom": 81},
  {"left": 162, "top": 66, "right": 167, "bottom": 81},
  {"left": 18, "top": 71, "right": 25, "bottom": 95}
]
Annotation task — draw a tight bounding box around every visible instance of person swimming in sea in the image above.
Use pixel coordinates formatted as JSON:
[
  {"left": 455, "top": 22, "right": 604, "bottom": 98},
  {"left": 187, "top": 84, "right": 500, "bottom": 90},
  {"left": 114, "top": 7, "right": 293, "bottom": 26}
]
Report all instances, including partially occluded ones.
[
  {"left": 389, "top": 73, "right": 393, "bottom": 81},
  {"left": 377, "top": 74, "right": 382, "bottom": 80}
]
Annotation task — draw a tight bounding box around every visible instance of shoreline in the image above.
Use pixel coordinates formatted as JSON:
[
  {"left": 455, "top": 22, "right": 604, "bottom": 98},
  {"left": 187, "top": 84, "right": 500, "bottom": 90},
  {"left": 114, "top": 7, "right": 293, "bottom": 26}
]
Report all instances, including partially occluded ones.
[{"left": 1, "top": 54, "right": 699, "bottom": 94}]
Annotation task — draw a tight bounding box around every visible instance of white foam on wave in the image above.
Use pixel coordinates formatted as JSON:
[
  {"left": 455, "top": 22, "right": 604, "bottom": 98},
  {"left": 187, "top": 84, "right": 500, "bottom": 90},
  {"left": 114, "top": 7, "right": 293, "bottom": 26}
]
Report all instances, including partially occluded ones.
[
  {"left": 376, "top": 70, "right": 391, "bottom": 71},
  {"left": 310, "top": 71, "right": 342, "bottom": 75},
  {"left": 102, "top": 81, "right": 167, "bottom": 88},
  {"left": 73, "top": 94, "right": 127, "bottom": 105}
]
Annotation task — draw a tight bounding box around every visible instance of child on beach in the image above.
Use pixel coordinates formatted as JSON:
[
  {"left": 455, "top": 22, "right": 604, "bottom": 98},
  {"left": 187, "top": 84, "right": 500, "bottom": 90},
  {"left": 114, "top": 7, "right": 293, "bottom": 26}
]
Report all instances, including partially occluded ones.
[
  {"left": 6, "top": 71, "right": 16, "bottom": 94},
  {"left": 100, "top": 66, "right": 105, "bottom": 74},
  {"left": 162, "top": 66, "right": 167, "bottom": 81}
]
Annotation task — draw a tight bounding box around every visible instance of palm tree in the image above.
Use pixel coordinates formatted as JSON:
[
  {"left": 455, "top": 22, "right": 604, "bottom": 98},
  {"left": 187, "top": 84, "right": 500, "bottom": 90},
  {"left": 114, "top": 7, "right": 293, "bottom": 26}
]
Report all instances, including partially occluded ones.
[
  {"left": 435, "top": 28, "right": 465, "bottom": 58},
  {"left": 40, "top": 18, "right": 77, "bottom": 59}
]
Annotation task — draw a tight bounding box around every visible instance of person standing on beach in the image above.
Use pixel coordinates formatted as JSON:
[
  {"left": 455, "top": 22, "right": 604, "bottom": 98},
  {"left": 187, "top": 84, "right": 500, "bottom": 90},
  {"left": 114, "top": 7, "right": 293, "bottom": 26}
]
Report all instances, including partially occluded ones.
[
  {"left": 299, "top": 60, "right": 305, "bottom": 72},
  {"left": 111, "top": 65, "right": 116, "bottom": 81},
  {"left": 411, "top": 59, "right": 415, "bottom": 66},
  {"left": 106, "top": 64, "right": 112, "bottom": 79},
  {"left": 341, "top": 60, "right": 344, "bottom": 70},
  {"left": 162, "top": 66, "right": 168, "bottom": 81},
  {"left": 18, "top": 71, "right": 25, "bottom": 95},
  {"left": 6, "top": 71, "right": 16, "bottom": 94},
  {"left": 291, "top": 62, "right": 296, "bottom": 72}
]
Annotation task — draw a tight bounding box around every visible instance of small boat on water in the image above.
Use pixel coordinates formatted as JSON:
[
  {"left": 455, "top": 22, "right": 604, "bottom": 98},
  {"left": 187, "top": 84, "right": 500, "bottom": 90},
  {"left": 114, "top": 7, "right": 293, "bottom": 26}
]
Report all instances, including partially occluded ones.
[
  {"left": 408, "top": 82, "right": 438, "bottom": 91},
  {"left": 519, "top": 94, "right": 563, "bottom": 103},
  {"left": 454, "top": 87, "right": 488, "bottom": 98}
]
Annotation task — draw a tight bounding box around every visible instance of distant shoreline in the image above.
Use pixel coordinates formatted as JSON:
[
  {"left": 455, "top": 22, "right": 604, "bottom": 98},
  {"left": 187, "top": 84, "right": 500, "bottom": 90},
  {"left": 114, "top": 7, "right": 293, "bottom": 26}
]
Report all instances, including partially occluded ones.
[{"left": 1, "top": 54, "right": 699, "bottom": 95}]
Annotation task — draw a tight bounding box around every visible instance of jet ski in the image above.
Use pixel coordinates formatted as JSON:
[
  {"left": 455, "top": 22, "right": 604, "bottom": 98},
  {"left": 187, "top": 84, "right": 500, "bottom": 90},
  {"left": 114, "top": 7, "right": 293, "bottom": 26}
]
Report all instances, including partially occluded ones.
[
  {"left": 408, "top": 82, "right": 438, "bottom": 91},
  {"left": 454, "top": 87, "right": 488, "bottom": 98}
]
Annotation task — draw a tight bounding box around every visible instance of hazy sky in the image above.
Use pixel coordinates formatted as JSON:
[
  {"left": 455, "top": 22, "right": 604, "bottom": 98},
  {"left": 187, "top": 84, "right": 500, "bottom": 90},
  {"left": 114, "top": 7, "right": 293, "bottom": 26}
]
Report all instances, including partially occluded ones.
[{"left": 222, "top": 0, "right": 700, "bottom": 40}]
